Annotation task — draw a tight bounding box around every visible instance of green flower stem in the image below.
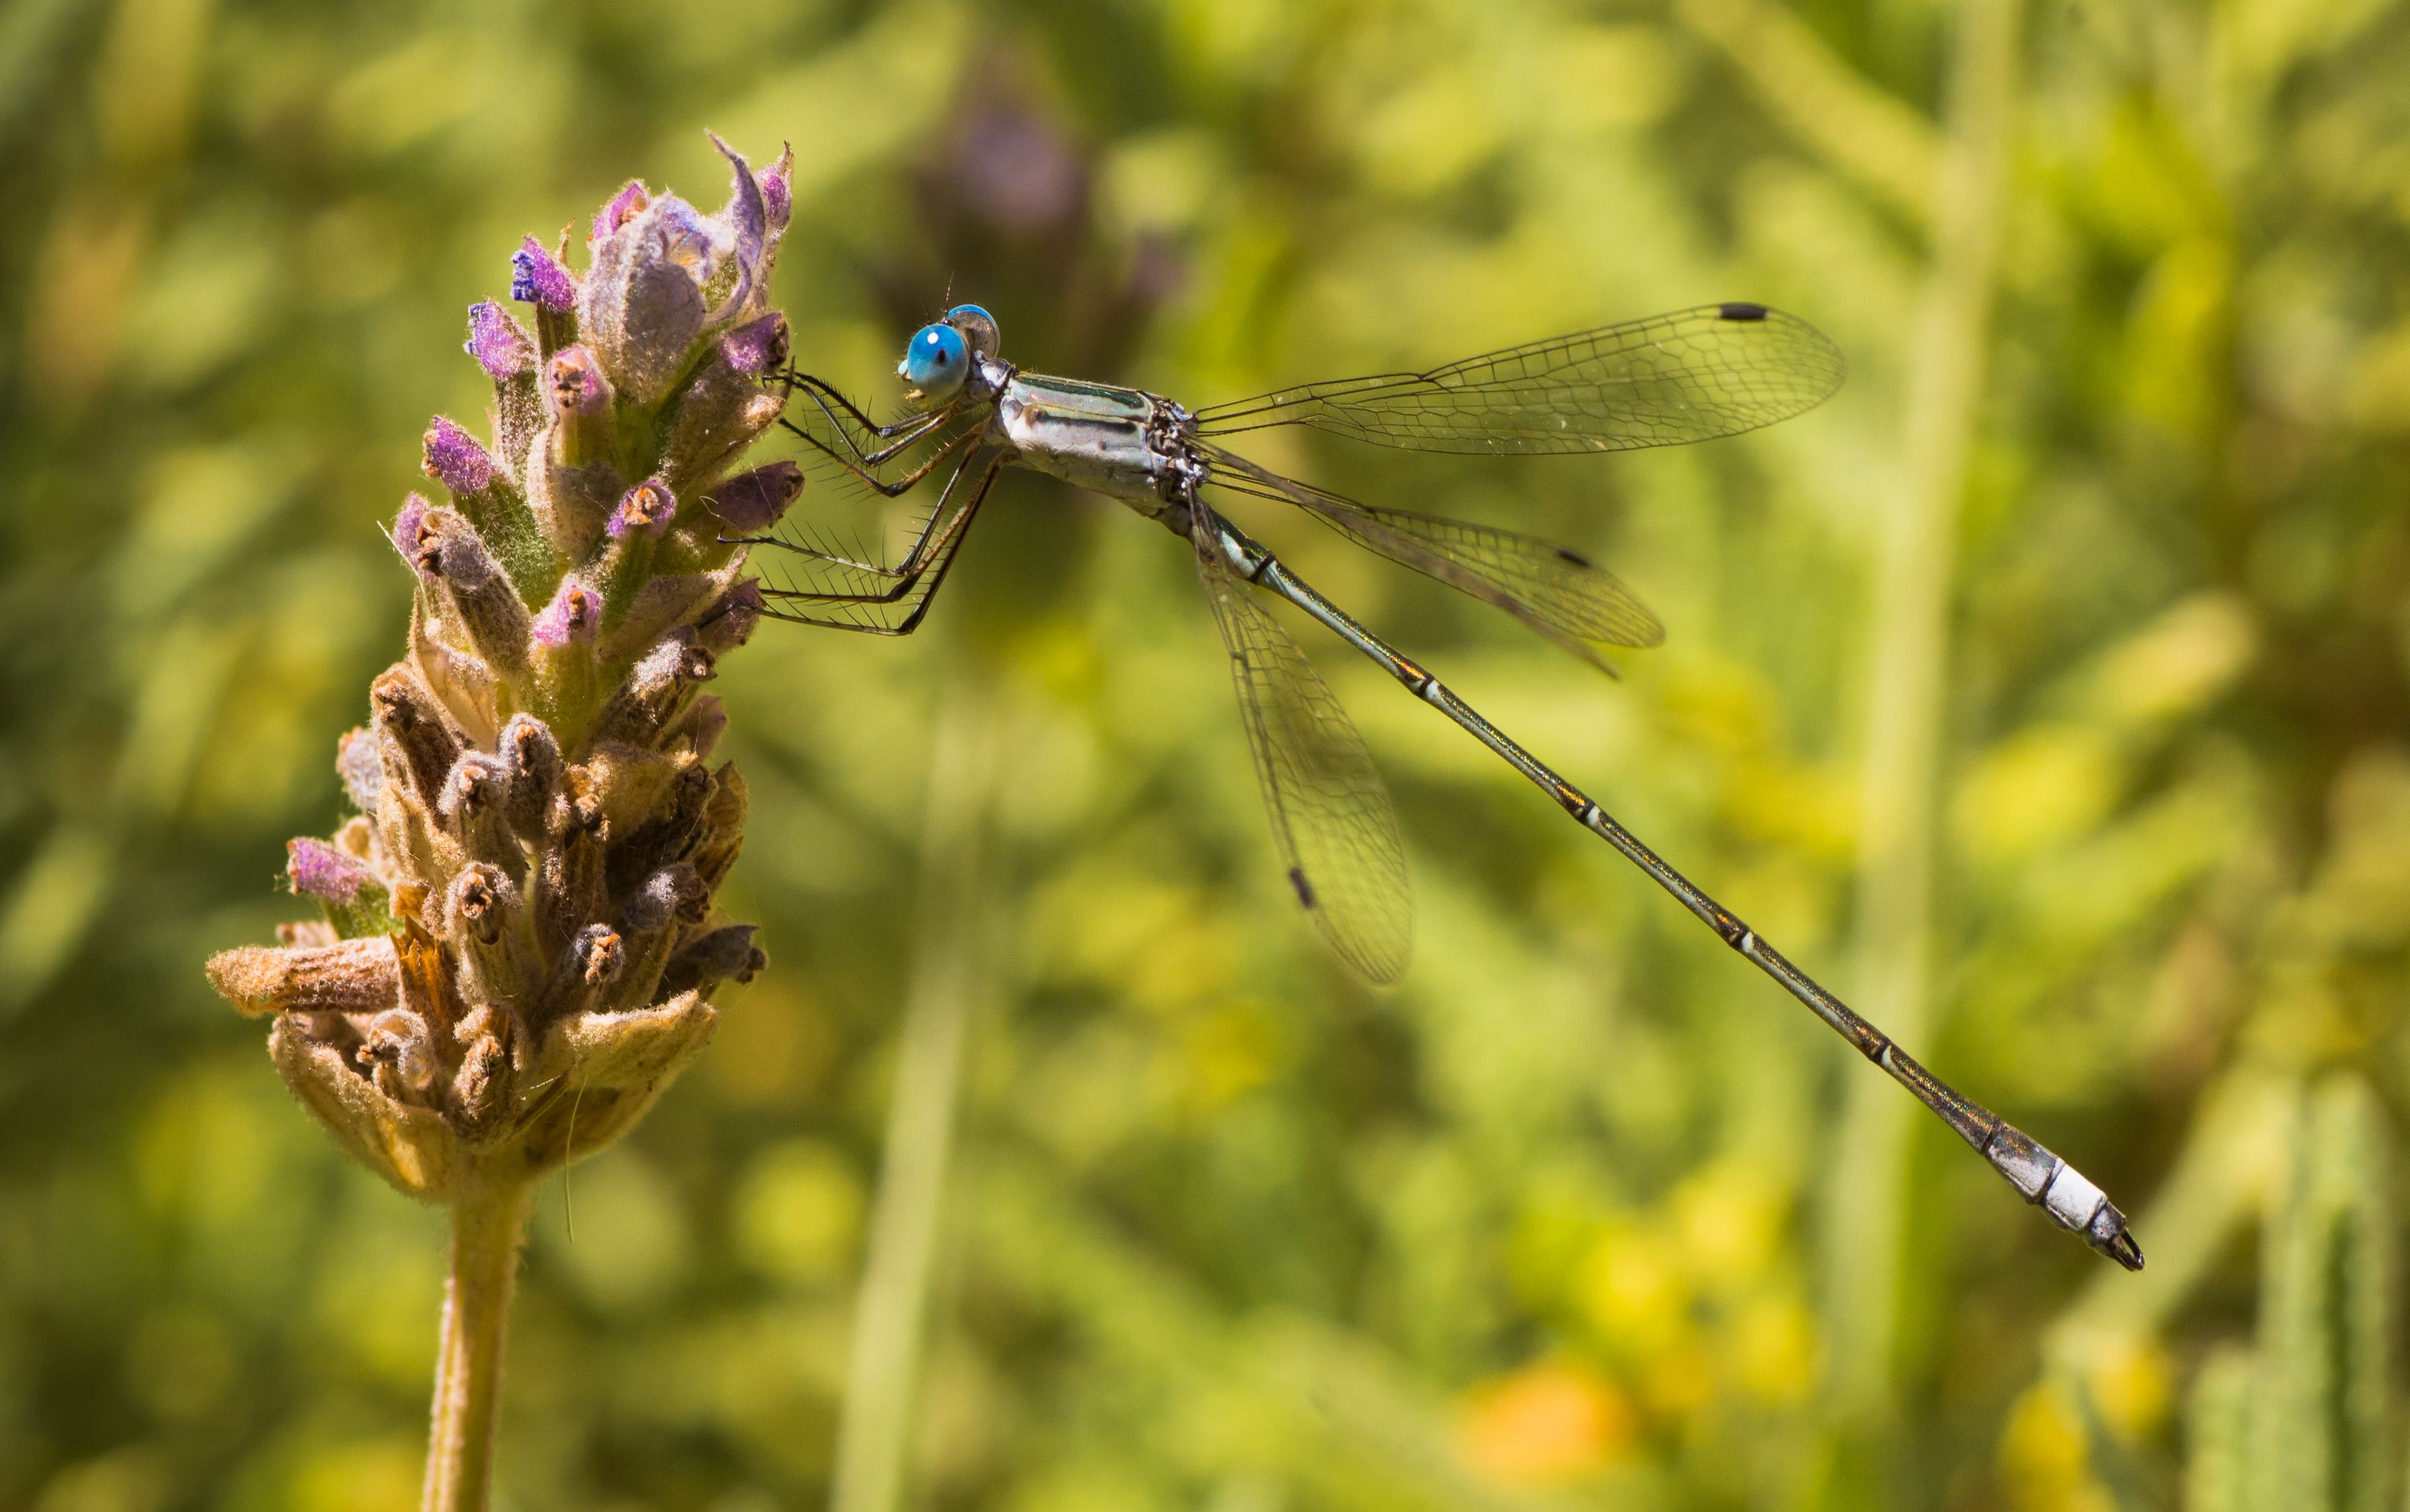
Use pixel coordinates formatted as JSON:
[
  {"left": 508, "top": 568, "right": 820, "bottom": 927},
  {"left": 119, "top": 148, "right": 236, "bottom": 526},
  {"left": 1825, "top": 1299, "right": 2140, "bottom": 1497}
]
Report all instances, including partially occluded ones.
[
  {"left": 422, "top": 1179, "right": 534, "bottom": 1512},
  {"left": 831, "top": 679, "right": 999, "bottom": 1512}
]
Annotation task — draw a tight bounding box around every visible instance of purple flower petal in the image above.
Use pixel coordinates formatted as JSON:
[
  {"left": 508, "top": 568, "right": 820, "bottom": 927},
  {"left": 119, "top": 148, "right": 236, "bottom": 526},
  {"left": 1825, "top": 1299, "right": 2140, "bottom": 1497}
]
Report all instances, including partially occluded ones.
[
  {"left": 592, "top": 180, "right": 649, "bottom": 243},
  {"left": 288, "top": 837, "right": 377, "bottom": 905},
  {"left": 762, "top": 153, "right": 792, "bottom": 231},
  {"left": 422, "top": 417, "right": 497, "bottom": 495},
  {"left": 391, "top": 492, "right": 433, "bottom": 570},
  {"left": 705, "top": 133, "right": 768, "bottom": 323},
  {"left": 718, "top": 313, "right": 790, "bottom": 378},
  {"left": 509, "top": 236, "right": 578, "bottom": 311},
  {"left": 546, "top": 345, "right": 611, "bottom": 416},
  {"left": 533, "top": 578, "right": 601, "bottom": 648},
  {"left": 465, "top": 300, "right": 537, "bottom": 379},
  {"left": 608, "top": 477, "right": 676, "bottom": 539}
]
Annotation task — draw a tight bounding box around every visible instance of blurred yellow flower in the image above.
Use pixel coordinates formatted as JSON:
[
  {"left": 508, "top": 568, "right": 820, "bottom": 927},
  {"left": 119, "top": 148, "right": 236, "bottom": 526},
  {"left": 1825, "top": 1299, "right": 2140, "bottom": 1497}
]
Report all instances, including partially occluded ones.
[
  {"left": 1579, "top": 1226, "right": 1693, "bottom": 1357},
  {"left": 1456, "top": 1360, "right": 1635, "bottom": 1488},
  {"left": 1727, "top": 1292, "right": 1818, "bottom": 1407},
  {"left": 1672, "top": 1160, "right": 1783, "bottom": 1290},
  {"left": 1999, "top": 1383, "right": 2115, "bottom": 1512},
  {"left": 2082, "top": 1334, "right": 2173, "bottom": 1441},
  {"left": 1955, "top": 724, "right": 2121, "bottom": 864},
  {"left": 733, "top": 1138, "right": 865, "bottom": 1287},
  {"left": 1178, "top": 999, "right": 1281, "bottom": 1113}
]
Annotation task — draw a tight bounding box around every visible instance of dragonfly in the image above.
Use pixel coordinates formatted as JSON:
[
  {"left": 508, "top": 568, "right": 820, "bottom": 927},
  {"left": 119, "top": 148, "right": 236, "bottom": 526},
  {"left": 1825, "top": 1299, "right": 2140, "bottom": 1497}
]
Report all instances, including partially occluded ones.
[{"left": 737, "top": 300, "right": 2144, "bottom": 1271}]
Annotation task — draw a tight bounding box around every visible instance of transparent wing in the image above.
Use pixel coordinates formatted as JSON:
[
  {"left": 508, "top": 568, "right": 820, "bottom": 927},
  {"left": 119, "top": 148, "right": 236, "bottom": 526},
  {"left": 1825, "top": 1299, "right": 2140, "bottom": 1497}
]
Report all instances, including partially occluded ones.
[
  {"left": 1191, "top": 304, "right": 1843, "bottom": 455},
  {"left": 1196, "top": 519, "right": 1412, "bottom": 984},
  {"left": 1201, "top": 444, "right": 1663, "bottom": 667}
]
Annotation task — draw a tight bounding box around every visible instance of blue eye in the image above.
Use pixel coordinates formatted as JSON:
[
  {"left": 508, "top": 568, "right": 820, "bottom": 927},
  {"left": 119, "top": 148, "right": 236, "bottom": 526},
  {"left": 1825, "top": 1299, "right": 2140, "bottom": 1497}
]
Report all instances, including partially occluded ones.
[
  {"left": 898, "top": 322, "right": 970, "bottom": 397},
  {"left": 945, "top": 304, "right": 999, "bottom": 359}
]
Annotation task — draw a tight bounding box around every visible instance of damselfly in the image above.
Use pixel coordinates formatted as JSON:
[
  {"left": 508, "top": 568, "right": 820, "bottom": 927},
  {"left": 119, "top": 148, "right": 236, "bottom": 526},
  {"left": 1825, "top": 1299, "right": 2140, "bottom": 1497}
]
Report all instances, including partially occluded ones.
[{"left": 741, "top": 300, "right": 2143, "bottom": 1270}]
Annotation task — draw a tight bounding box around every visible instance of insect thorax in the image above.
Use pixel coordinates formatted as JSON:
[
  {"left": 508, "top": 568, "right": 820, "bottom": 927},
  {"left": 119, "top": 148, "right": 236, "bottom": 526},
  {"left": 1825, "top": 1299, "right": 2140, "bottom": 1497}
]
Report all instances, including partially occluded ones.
[{"left": 995, "top": 374, "right": 1198, "bottom": 525}]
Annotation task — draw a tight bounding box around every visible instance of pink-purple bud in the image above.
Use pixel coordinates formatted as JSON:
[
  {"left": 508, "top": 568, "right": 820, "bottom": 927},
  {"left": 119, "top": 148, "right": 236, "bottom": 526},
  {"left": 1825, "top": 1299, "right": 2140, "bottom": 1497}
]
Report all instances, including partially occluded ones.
[
  {"left": 533, "top": 578, "right": 602, "bottom": 648},
  {"left": 465, "top": 300, "right": 537, "bottom": 379},
  {"left": 761, "top": 144, "right": 793, "bottom": 231},
  {"left": 719, "top": 313, "right": 790, "bottom": 378},
  {"left": 608, "top": 478, "right": 676, "bottom": 540},
  {"left": 548, "top": 346, "right": 611, "bottom": 415},
  {"left": 592, "top": 181, "right": 648, "bottom": 243},
  {"left": 423, "top": 417, "right": 498, "bottom": 495},
  {"left": 510, "top": 235, "right": 578, "bottom": 311},
  {"left": 701, "top": 461, "right": 803, "bottom": 532},
  {"left": 288, "top": 837, "right": 377, "bottom": 905},
  {"left": 391, "top": 492, "right": 433, "bottom": 571}
]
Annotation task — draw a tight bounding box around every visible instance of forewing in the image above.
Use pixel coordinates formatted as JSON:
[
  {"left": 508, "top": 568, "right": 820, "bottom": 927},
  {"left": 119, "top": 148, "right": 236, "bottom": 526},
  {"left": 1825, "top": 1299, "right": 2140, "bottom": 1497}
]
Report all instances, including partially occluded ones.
[
  {"left": 1196, "top": 525, "right": 1413, "bottom": 984},
  {"left": 1193, "top": 304, "right": 1843, "bottom": 455},
  {"left": 1203, "top": 446, "right": 1664, "bottom": 663}
]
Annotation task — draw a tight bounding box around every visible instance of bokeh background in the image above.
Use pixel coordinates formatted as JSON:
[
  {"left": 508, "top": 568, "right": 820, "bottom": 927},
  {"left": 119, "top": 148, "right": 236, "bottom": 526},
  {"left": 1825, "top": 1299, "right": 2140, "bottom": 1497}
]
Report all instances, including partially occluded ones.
[{"left": 5, "top": 0, "right": 2410, "bottom": 1507}]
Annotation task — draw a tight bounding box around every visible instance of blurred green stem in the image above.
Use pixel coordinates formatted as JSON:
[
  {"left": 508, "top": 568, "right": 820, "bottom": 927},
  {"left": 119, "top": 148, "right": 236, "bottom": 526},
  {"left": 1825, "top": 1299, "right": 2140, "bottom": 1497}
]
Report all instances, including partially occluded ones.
[
  {"left": 830, "top": 677, "right": 998, "bottom": 1512},
  {"left": 1822, "top": 0, "right": 2023, "bottom": 1429},
  {"left": 422, "top": 1179, "right": 533, "bottom": 1512}
]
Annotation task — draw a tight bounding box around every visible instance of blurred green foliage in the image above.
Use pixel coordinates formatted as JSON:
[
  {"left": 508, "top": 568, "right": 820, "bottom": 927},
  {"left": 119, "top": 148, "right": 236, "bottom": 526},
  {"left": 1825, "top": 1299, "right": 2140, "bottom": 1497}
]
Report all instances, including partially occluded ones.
[{"left": 3, "top": 0, "right": 2409, "bottom": 1509}]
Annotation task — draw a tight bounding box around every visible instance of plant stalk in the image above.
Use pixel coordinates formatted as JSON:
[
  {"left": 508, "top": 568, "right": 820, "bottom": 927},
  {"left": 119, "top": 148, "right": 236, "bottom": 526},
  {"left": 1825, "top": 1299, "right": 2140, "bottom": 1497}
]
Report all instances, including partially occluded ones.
[
  {"left": 422, "top": 1178, "right": 534, "bottom": 1512},
  {"left": 1819, "top": 0, "right": 2024, "bottom": 1428},
  {"left": 828, "top": 676, "right": 999, "bottom": 1512}
]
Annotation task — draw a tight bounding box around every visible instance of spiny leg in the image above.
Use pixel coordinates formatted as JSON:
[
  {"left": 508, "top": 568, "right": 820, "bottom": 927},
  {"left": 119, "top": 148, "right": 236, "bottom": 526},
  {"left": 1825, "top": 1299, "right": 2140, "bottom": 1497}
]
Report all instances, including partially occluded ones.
[
  {"left": 757, "top": 456, "right": 1001, "bottom": 636},
  {"left": 1195, "top": 509, "right": 2144, "bottom": 1271},
  {"left": 729, "top": 426, "right": 986, "bottom": 588},
  {"left": 756, "top": 445, "right": 991, "bottom": 604},
  {"left": 781, "top": 371, "right": 955, "bottom": 469},
  {"left": 773, "top": 413, "right": 975, "bottom": 499}
]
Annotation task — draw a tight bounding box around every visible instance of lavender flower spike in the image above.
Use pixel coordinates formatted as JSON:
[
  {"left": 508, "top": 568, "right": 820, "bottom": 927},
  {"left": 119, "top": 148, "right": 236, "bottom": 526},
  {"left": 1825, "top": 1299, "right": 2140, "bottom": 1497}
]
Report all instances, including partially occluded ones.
[{"left": 207, "top": 137, "right": 794, "bottom": 1511}]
